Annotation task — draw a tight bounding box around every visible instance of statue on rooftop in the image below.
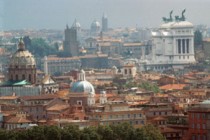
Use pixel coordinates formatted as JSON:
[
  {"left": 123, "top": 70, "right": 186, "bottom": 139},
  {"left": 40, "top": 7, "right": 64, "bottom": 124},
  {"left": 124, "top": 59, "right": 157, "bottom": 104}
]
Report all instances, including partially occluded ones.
[
  {"left": 175, "top": 9, "right": 186, "bottom": 22},
  {"left": 162, "top": 10, "right": 173, "bottom": 23}
]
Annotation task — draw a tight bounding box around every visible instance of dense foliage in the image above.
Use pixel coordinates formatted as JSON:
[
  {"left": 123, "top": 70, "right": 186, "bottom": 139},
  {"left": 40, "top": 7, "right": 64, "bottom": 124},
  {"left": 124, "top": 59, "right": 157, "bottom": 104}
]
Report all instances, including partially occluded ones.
[
  {"left": 115, "top": 80, "right": 160, "bottom": 93},
  {"left": 194, "top": 30, "right": 203, "bottom": 48},
  {"left": 0, "top": 123, "right": 165, "bottom": 140},
  {"left": 23, "top": 36, "right": 58, "bottom": 58}
]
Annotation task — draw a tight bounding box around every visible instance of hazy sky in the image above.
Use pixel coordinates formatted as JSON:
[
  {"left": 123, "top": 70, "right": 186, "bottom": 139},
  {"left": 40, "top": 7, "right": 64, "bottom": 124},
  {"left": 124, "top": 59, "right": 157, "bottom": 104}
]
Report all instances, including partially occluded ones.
[{"left": 1, "top": 0, "right": 210, "bottom": 30}]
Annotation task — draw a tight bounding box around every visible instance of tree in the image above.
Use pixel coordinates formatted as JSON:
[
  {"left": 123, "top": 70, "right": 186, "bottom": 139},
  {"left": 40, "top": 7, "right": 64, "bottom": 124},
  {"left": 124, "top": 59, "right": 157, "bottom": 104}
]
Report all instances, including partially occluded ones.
[
  {"left": 44, "top": 126, "right": 61, "bottom": 140},
  {"left": 137, "top": 124, "right": 166, "bottom": 140},
  {"left": 110, "top": 123, "right": 136, "bottom": 140},
  {"left": 194, "top": 30, "right": 203, "bottom": 48},
  {"left": 0, "top": 124, "right": 165, "bottom": 140},
  {"left": 23, "top": 36, "right": 32, "bottom": 49},
  {"left": 27, "top": 38, "right": 58, "bottom": 58},
  {"left": 97, "top": 125, "right": 116, "bottom": 140}
]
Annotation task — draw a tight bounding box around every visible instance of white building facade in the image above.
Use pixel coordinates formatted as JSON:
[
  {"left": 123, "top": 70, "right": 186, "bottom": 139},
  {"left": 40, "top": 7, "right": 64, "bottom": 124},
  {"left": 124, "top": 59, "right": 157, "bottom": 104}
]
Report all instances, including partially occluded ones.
[{"left": 142, "top": 20, "right": 196, "bottom": 71}]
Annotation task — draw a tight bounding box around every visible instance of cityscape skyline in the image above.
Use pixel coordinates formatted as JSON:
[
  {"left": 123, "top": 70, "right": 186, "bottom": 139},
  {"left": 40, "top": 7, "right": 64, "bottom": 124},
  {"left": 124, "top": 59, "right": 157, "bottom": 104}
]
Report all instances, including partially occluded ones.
[{"left": 2, "top": 0, "right": 210, "bottom": 30}]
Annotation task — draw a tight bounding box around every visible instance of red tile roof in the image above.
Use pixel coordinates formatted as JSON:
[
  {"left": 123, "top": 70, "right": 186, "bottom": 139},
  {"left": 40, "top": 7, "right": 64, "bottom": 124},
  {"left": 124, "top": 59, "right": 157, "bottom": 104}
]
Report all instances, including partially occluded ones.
[
  {"left": 160, "top": 84, "right": 187, "bottom": 90},
  {"left": 5, "top": 117, "right": 32, "bottom": 123}
]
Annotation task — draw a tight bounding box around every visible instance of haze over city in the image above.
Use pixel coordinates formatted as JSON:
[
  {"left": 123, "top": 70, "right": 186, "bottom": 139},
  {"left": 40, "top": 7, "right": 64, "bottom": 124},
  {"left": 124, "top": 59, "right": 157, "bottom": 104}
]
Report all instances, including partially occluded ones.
[{"left": 2, "top": 0, "right": 210, "bottom": 30}]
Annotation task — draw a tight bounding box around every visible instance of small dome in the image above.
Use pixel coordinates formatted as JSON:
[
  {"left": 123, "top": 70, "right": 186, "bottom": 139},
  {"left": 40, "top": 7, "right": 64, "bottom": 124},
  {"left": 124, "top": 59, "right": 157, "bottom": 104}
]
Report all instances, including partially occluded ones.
[
  {"left": 112, "top": 66, "right": 117, "bottom": 70},
  {"left": 71, "top": 81, "right": 95, "bottom": 94},
  {"left": 72, "top": 19, "right": 81, "bottom": 30},
  {"left": 91, "top": 20, "right": 100, "bottom": 28},
  {"left": 91, "top": 20, "right": 100, "bottom": 32},
  {"left": 9, "top": 39, "right": 36, "bottom": 66}
]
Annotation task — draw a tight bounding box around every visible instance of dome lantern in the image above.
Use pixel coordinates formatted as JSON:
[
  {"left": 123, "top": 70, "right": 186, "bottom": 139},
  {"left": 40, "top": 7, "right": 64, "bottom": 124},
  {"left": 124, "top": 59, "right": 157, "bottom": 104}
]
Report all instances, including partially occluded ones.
[{"left": 18, "top": 38, "right": 25, "bottom": 51}]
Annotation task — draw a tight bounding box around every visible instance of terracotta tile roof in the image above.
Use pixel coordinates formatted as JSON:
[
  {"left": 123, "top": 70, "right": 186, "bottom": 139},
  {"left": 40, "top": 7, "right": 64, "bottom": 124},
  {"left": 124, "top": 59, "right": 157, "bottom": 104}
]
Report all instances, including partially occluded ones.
[
  {"left": 20, "top": 94, "right": 58, "bottom": 101},
  {"left": 0, "top": 96, "right": 19, "bottom": 100},
  {"left": 154, "top": 93, "right": 168, "bottom": 97},
  {"left": 5, "top": 117, "right": 32, "bottom": 123},
  {"left": 201, "top": 75, "right": 210, "bottom": 82},
  {"left": 160, "top": 127, "right": 181, "bottom": 133},
  {"left": 169, "top": 92, "right": 190, "bottom": 98},
  {"left": 151, "top": 116, "right": 167, "bottom": 121},
  {"left": 46, "top": 104, "right": 69, "bottom": 111},
  {"left": 160, "top": 84, "right": 187, "bottom": 90},
  {"left": 57, "top": 90, "right": 69, "bottom": 97}
]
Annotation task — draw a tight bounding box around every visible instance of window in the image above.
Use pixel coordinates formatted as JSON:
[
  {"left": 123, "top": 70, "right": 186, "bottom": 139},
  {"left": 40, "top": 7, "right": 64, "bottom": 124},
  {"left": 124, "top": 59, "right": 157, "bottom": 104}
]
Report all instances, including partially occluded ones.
[
  {"left": 191, "top": 113, "right": 194, "bottom": 119},
  {"left": 77, "top": 100, "right": 82, "bottom": 105},
  {"left": 124, "top": 69, "right": 127, "bottom": 75},
  {"left": 197, "top": 124, "right": 200, "bottom": 129},
  {"left": 202, "top": 114, "right": 206, "bottom": 119},
  {"left": 197, "top": 114, "right": 200, "bottom": 119},
  {"left": 129, "top": 69, "right": 132, "bottom": 74},
  {"left": 16, "top": 75, "right": 18, "bottom": 81},
  {"left": 22, "top": 74, "right": 25, "bottom": 80},
  {"left": 139, "top": 114, "right": 142, "bottom": 117},
  {"left": 203, "top": 135, "right": 206, "bottom": 140},
  {"left": 197, "top": 135, "right": 200, "bottom": 140},
  {"left": 134, "top": 114, "right": 136, "bottom": 118},
  {"left": 202, "top": 124, "right": 206, "bottom": 129},
  {"left": 128, "top": 114, "right": 130, "bottom": 118},
  {"left": 192, "top": 123, "right": 194, "bottom": 128}
]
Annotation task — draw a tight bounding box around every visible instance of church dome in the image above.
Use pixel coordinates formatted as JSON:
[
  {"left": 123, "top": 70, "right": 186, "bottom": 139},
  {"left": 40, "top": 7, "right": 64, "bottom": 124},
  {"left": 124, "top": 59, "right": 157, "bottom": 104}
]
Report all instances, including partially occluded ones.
[
  {"left": 9, "top": 39, "right": 36, "bottom": 67},
  {"left": 71, "top": 81, "right": 95, "bottom": 94},
  {"left": 91, "top": 20, "right": 100, "bottom": 32},
  {"left": 70, "top": 69, "right": 95, "bottom": 94},
  {"left": 72, "top": 19, "right": 81, "bottom": 30}
]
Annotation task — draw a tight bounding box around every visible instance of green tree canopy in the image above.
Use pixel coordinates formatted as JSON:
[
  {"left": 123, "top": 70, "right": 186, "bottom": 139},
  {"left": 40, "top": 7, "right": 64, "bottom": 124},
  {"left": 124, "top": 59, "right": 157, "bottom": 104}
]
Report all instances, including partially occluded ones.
[
  {"left": 194, "top": 30, "right": 203, "bottom": 48},
  {"left": 23, "top": 37, "right": 58, "bottom": 58},
  {"left": 0, "top": 123, "right": 165, "bottom": 140}
]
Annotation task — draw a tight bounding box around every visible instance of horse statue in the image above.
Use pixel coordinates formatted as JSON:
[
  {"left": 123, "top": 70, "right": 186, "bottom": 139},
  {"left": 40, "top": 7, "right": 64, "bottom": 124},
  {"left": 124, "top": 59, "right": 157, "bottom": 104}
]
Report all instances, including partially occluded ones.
[
  {"left": 175, "top": 9, "right": 186, "bottom": 21},
  {"left": 162, "top": 10, "right": 173, "bottom": 23},
  {"left": 181, "top": 9, "right": 186, "bottom": 21}
]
